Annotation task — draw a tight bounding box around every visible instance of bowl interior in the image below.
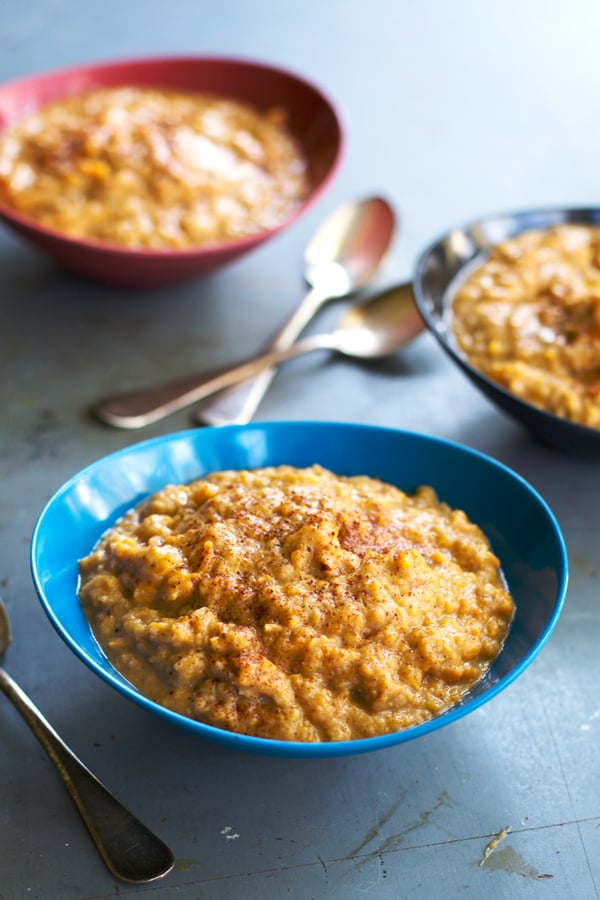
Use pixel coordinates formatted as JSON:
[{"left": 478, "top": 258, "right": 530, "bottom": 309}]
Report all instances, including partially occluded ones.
[
  {"left": 0, "top": 56, "right": 344, "bottom": 285},
  {"left": 30, "top": 422, "right": 567, "bottom": 758},
  {"left": 413, "top": 207, "right": 600, "bottom": 456}
]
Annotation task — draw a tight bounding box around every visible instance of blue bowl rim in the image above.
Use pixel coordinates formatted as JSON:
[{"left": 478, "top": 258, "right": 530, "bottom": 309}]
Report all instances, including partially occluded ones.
[{"left": 30, "top": 421, "right": 569, "bottom": 758}]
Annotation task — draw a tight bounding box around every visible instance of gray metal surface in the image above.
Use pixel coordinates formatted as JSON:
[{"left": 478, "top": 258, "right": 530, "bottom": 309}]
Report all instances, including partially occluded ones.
[{"left": 1, "top": 1, "right": 598, "bottom": 898}]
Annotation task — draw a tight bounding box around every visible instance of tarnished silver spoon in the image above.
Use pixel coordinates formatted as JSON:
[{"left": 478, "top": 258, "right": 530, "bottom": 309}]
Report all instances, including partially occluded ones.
[
  {"left": 0, "top": 598, "right": 174, "bottom": 884},
  {"left": 195, "top": 196, "right": 396, "bottom": 426},
  {"left": 95, "top": 281, "right": 424, "bottom": 429}
]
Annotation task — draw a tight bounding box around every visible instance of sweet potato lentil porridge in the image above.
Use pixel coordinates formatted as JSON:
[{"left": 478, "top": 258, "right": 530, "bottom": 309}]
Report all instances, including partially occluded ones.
[
  {"left": 0, "top": 87, "right": 309, "bottom": 248},
  {"left": 452, "top": 224, "right": 600, "bottom": 429},
  {"left": 78, "top": 465, "right": 514, "bottom": 742}
]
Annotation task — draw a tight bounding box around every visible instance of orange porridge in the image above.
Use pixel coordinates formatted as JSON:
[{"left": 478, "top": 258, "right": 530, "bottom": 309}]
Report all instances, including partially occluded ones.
[
  {"left": 0, "top": 87, "right": 309, "bottom": 248},
  {"left": 78, "top": 464, "right": 514, "bottom": 742},
  {"left": 452, "top": 224, "right": 600, "bottom": 429}
]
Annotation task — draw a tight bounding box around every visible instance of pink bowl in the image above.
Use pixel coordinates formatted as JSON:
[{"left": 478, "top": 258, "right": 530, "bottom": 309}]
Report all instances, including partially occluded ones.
[{"left": 0, "top": 56, "right": 344, "bottom": 287}]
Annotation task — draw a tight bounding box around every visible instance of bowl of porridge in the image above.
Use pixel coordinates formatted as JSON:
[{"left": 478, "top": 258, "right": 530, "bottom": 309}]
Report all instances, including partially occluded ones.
[
  {"left": 0, "top": 56, "right": 343, "bottom": 286},
  {"left": 412, "top": 206, "right": 600, "bottom": 456},
  {"left": 30, "top": 422, "right": 567, "bottom": 758}
]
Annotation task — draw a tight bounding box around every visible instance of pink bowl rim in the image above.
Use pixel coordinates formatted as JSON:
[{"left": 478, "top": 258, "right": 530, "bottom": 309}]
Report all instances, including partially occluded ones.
[{"left": 0, "top": 53, "right": 346, "bottom": 261}]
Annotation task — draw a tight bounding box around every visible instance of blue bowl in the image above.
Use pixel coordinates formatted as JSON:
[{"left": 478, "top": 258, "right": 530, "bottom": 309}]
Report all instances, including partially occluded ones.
[{"left": 30, "top": 422, "right": 568, "bottom": 758}]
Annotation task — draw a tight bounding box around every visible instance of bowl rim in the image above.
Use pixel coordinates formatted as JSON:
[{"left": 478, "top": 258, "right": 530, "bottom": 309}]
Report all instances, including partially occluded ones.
[
  {"left": 0, "top": 53, "right": 345, "bottom": 259},
  {"left": 412, "top": 204, "right": 600, "bottom": 444},
  {"left": 30, "top": 421, "right": 568, "bottom": 758}
]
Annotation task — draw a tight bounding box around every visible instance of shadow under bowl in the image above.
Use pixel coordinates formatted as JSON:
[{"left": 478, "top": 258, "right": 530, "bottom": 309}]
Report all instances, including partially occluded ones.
[
  {"left": 413, "top": 206, "right": 600, "bottom": 458},
  {"left": 0, "top": 55, "right": 344, "bottom": 287},
  {"left": 30, "top": 422, "right": 567, "bottom": 758}
]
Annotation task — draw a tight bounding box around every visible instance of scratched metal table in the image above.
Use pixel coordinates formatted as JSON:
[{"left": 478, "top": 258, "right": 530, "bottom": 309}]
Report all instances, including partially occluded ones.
[{"left": 1, "top": 2, "right": 599, "bottom": 898}]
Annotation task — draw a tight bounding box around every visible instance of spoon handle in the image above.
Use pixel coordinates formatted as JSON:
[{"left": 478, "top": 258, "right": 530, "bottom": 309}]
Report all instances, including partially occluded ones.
[
  {"left": 195, "top": 284, "right": 329, "bottom": 426},
  {"left": 0, "top": 665, "right": 174, "bottom": 884},
  {"left": 94, "top": 333, "right": 335, "bottom": 429}
]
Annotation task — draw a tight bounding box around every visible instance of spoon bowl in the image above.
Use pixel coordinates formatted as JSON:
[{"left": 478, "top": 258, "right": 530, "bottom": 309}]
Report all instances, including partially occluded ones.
[
  {"left": 196, "top": 196, "right": 396, "bottom": 426},
  {"left": 95, "top": 282, "right": 425, "bottom": 429}
]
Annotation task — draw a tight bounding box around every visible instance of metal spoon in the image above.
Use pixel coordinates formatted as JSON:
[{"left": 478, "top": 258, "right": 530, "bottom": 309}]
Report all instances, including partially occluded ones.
[
  {"left": 95, "top": 282, "right": 424, "bottom": 429},
  {"left": 0, "top": 598, "right": 174, "bottom": 884},
  {"left": 194, "top": 196, "right": 396, "bottom": 426}
]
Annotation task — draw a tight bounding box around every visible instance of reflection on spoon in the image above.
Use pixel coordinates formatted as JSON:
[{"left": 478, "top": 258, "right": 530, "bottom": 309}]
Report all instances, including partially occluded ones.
[
  {"left": 95, "top": 282, "right": 424, "bottom": 430},
  {"left": 195, "top": 196, "right": 396, "bottom": 426}
]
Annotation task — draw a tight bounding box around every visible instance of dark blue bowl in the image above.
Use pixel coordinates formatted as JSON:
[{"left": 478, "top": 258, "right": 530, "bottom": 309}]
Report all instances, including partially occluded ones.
[
  {"left": 413, "top": 206, "right": 600, "bottom": 457},
  {"left": 30, "top": 422, "right": 567, "bottom": 758}
]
